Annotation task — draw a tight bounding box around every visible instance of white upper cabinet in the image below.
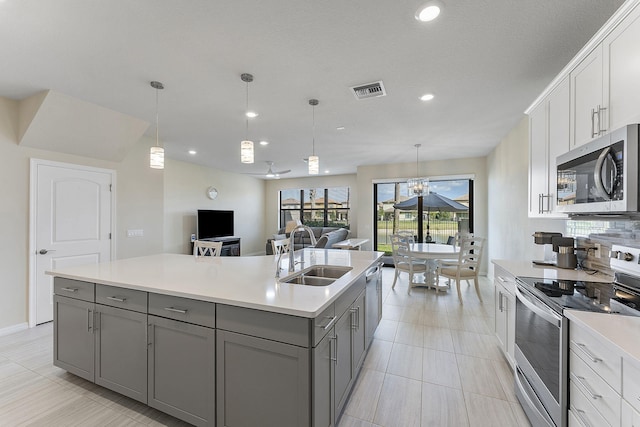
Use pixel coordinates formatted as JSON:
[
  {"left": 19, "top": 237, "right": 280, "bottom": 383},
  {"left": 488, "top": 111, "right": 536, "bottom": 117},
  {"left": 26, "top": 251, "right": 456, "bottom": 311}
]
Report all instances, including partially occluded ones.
[
  {"left": 528, "top": 77, "right": 570, "bottom": 217},
  {"left": 570, "top": 47, "right": 605, "bottom": 148},
  {"left": 603, "top": 2, "right": 640, "bottom": 131}
]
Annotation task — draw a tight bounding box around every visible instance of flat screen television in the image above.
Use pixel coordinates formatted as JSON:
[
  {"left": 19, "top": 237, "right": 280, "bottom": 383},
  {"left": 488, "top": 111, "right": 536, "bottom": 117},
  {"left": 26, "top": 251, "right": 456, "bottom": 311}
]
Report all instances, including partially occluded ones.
[{"left": 197, "top": 210, "right": 234, "bottom": 239}]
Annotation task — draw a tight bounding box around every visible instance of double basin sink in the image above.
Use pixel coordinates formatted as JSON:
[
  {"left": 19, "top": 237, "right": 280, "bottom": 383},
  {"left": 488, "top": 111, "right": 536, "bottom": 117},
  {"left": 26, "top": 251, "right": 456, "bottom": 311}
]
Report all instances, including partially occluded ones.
[{"left": 279, "top": 265, "right": 353, "bottom": 286}]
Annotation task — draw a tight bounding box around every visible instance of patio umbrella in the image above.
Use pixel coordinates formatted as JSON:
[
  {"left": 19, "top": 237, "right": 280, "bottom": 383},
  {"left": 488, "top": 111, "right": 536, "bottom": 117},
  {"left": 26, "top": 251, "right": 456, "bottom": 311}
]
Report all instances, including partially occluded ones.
[{"left": 393, "top": 193, "right": 468, "bottom": 242}]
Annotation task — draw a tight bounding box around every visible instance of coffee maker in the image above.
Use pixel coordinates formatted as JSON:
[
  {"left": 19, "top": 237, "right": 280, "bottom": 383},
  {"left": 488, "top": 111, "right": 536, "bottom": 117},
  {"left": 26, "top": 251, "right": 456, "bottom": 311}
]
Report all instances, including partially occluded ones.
[{"left": 532, "top": 232, "right": 577, "bottom": 269}]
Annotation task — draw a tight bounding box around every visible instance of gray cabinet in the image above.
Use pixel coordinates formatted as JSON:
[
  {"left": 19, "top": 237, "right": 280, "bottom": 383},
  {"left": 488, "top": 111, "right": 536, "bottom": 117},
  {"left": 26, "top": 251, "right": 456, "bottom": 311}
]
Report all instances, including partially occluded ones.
[
  {"left": 148, "top": 315, "right": 215, "bottom": 427},
  {"left": 352, "top": 290, "right": 366, "bottom": 373},
  {"left": 53, "top": 295, "right": 95, "bottom": 382},
  {"left": 334, "top": 308, "right": 354, "bottom": 415},
  {"left": 216, "top": 330, "right": 310, "bottom": 427},
  {"left": 95, "top": 303, "right": 148, "bottom": 403},
  {"left": 313, "top": 331, "right": 335, "bottom": 427}
]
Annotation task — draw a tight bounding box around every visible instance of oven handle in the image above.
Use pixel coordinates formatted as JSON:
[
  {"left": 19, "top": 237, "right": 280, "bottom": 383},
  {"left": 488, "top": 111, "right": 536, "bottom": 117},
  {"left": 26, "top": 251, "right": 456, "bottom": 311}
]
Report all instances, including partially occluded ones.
[{"left": 515, "top": 285, "right": 562, "bottom": 327}]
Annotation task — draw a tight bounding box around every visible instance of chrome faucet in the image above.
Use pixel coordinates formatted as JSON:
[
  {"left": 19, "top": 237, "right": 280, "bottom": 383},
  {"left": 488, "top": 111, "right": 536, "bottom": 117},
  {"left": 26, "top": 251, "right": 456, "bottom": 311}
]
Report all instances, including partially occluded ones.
[{"left": 288, "top": 224, "right": 317, "bottom": 273}]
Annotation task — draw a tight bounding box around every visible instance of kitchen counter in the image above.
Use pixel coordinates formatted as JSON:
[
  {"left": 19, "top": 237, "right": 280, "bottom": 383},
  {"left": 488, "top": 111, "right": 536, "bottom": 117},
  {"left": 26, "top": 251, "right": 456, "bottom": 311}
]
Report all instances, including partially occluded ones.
[
  {"left": 565, "top": 310, "right": 640, "bottom": 362},
  {"left": 492, "top": 259, "right": 613, "bottom": 283},
  {"left": 47, "top": 248, "right": 383, "bottom": 318}
]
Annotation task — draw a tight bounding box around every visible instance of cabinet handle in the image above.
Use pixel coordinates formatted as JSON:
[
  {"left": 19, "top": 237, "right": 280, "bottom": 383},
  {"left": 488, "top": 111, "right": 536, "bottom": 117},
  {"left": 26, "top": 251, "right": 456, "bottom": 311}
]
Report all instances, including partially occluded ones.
[
  {"left": 329, "top": 335, "right": 337, "bottom": 363},
  {"left": 61, "top": 287, "right": 78, "bottom": 293},
  {"left": 87, "top": 309, "right": 93, "bottom": 332},
  {"left": 591, "top": 107, "right": 598, "bottom": 138},
  {"left": 571, "top": 373, "right": 602, "bottom": 400},
  {"left": 147, "top": 323, "right": 153, "bottom": 347},
  {"left": 106, "top": 296, "right": 126, "bottom": 303},
  {"left": 574, "top": 408, "right": 593, "bottom": 427},
  {"left": 350, "top": 307, "right": 357, "bottom": 329},
  {"left": 498, "top": 291, "right": 504, "bottom": 312},
  {"left": 164, "top": 307, "right": 188, "bottom": 314},
  {"left": 575, "top": 343, "right": 602, "bottom": 363},
  {"left": 538, "top": 193, "right": 542, "bottom": 214},
  {"left": 497, "top": 276, "right": 508, "bottom": 284},
  {"left": 597, "top": 105, "right": 607, "bottom": 135},
  {"left": 318, "top": 315, "right": 337, "bottom": 330}
]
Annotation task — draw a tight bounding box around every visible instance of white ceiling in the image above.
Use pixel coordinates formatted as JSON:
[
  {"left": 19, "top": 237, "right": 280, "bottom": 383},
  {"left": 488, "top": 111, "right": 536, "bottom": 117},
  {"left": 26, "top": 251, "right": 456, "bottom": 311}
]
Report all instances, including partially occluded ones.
[{"left": 0, "top": 0, "right": 625, "bottom": 178}]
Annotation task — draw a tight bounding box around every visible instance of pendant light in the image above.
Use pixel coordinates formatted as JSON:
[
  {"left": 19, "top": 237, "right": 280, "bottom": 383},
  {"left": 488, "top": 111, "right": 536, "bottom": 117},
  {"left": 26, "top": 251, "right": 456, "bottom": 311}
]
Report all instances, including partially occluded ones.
[
  {"left": 240, "top": 73, "right": 255, "bottom": 164},
  {"left": 407, "top": 144, "right": 429, "bottom": 196},
  {"left": 308, "top": 99, "right": 319, "bottom": 175},
  {"left": 149, "top": 81, "right": 164, "bottom": 169}
]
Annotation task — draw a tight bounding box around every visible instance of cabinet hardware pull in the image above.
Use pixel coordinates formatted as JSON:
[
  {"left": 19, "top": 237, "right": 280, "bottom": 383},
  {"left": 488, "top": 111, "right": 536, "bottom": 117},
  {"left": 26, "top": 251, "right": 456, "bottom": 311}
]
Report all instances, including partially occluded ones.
[
  {"left": 319, "top": 315, "right": 337, "bottom": 330},
  {"left": 574, "top": 408, "right": 592, "bottom": 427},
  {"left": 164, "top": 307, "right": 188, "bottom": 314},
  {"left": 87, "top": 309, "right": 93, "bottom": 332},
  {"left": 106, "top": 296, "right": 126, "bottom": 303},
  {"left": 350, "top": 308, "right": 357, "bottom": 329},
  {"left": 572, "top": 373, "right": 602, "bottom": 399},
  {"left": 329, "top": 335, "right": 337, "bottom": 362},
  {"left": 61, "top": 287, "right": 78, "bottom": 292},
  {"left": 499, "top": 291, "right": 504, "bottom": 312},
  {"left": 335, "top": 333, "right": 339, "bottom": 366},
  {"left": 497, "top": 276, "right": 508, "bottom": 284},
  {"left": 591, "top": 107, "right": 598, "bottom": 138},
  {"left": 538, "top": 193, "right": 542, "bottom": 214},
  {"left": 576, "top": 343, "right": 602, "bottom": 363},
  {"left": 597, "top": 105, "right": 607, "bottom": 135},
  {"left": 356, "top": 306, "right": 361, "bottom": 329}
]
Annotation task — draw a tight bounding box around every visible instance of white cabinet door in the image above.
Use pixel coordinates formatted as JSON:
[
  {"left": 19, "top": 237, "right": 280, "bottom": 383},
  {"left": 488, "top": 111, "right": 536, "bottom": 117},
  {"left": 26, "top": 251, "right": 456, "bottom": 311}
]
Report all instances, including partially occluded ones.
[
  {"left": 570, "top": 46, "right": 604, "bottom": 148},
  {"left": 529, "top": 102, "right": 548, "bottom": 217},
  {"left": 603, "top": 3, "right": 640, "bottom": 132},
  {"left": 547, "top": 77, "right": 570, "bottom": 209}
]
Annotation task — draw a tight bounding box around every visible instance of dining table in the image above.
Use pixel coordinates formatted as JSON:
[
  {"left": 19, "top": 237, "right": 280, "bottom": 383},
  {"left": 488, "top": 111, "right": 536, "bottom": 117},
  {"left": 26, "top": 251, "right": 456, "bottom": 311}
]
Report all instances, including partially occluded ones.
[{"left": 408, "top": 243, "right": 460, "bottom": 291}]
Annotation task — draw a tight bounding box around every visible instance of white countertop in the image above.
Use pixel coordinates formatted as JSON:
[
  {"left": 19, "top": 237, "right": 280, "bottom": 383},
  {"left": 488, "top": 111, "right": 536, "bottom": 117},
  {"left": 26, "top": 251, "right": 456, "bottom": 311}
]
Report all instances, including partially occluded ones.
[
  {"left": 47, "top": 249, "right": 383, "bottom": 318},
  {"left": 492, "top": 259, "right": 613, "bottom": 283},
  {"left": 565, "top": 310, "right": 640, "bottom": 362}
]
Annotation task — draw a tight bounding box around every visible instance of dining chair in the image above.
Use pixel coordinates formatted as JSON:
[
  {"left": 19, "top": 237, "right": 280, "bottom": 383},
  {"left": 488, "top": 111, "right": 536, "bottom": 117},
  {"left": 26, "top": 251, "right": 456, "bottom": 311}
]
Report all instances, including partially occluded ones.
[
  {"left": 391, "top": 234, "right": 427, "bottom": 294},
  {"left": 396, "top": 230, "right": 416, "bottom": 243},
  {"left": 193, "top": 240, "right": 223, "bottom": 257},
  {"left": 271, "top": 239, "right": 290, "bottom": 255},
  {"left": 438, "top": 237, "right": 485, "bottom": 303}
]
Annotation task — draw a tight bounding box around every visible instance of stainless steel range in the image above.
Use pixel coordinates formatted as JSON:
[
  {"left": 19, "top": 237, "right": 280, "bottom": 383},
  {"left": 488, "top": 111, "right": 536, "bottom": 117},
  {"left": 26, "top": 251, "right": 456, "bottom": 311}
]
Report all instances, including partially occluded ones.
[{"left": 514, "top": 244, "right": 640, "bottom": 427}]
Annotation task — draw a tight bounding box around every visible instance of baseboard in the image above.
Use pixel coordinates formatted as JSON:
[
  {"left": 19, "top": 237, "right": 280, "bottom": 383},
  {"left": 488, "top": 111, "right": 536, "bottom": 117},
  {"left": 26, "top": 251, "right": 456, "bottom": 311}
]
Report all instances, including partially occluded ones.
[{"left": 0, "top": 322, "right": 29, "bottom": 337}]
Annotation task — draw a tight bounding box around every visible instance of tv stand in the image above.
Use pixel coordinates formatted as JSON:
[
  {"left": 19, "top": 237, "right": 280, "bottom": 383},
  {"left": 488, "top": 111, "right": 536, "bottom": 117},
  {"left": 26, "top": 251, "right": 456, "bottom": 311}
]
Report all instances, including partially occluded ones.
[{"left": 198, "top": 236, "right": 240, "bottom": 256}]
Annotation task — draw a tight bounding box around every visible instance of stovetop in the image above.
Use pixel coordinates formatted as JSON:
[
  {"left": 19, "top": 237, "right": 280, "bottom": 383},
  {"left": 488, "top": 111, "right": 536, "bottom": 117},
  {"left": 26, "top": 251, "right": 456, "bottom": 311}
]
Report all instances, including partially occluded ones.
[{"left": 516, "top": 276, "right": 615, "bottom": 314}]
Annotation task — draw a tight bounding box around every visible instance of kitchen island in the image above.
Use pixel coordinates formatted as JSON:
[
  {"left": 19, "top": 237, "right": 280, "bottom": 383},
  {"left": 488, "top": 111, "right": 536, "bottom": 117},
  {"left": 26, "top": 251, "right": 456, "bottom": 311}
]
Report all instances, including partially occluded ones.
[{"left": 48, "top": 248, "right": 384, "bottom": 427}]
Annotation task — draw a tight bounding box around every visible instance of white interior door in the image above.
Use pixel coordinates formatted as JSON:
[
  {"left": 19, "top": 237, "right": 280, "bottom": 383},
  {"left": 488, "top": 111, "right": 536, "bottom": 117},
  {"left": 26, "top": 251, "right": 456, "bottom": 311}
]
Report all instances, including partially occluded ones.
[{"left": 32, "top": 160, "right": 113, "bottom": 325}]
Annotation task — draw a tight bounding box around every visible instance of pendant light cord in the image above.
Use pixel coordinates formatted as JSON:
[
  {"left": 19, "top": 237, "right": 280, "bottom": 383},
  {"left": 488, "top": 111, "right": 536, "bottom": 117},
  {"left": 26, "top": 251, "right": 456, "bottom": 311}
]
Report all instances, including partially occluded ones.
[
  {"left": 155, "top": 88, "right": 159, "bottom": 147},
  {"left": 312, "top": 104, "right": 316, "bottom": 156},
  {"left": 245, "top": 80, "right": 249, "bottom": 139}
]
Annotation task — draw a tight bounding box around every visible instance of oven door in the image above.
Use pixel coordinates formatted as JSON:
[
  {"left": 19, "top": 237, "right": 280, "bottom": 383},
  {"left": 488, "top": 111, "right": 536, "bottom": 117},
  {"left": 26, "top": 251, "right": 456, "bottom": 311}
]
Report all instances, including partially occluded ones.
[{"left": 514, "top": 283, "right": 567, "bottom": 427}]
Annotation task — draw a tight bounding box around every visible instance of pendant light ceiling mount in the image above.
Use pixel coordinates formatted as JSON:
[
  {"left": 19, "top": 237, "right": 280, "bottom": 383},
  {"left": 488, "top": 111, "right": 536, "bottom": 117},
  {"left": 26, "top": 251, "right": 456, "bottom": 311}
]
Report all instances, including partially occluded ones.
[
  {"left": 308, "top": 99, "right": 319, "bottom": 175},
  {"left": 240, "top": 73, "right": 255, "bottom": 164},
  {"left": 149, "top": 80, "right": 165, "bottom": 169}
]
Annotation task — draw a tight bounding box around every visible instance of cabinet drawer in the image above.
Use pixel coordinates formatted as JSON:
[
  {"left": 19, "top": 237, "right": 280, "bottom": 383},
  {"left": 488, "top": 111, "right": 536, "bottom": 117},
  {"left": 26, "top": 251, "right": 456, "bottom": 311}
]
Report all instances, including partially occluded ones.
[
  {"left": 54, "top": 277, "right": 95, "bottom": 302},
  {"left": 493, "top": 266, "right": 516, "bottom": 295},
  {"left": 623, "top": 356, "right": 640, "bottom": 414},
  {"left": 312, "top": 303, "right": 335, "bottom": 347},
  {"left": 622, "top": 398, "right": 640, "bottom": 427},
  {"left": 570, "top": 379, "right": 611, "bottom": 427},
  {"left": 335, "top": 275, "right": 365, "bottom": 316},
  {"left": 96, "top": 284, "right": 147, "bottom": 313},
  {"left": 570, "top": 349, "right": 620, "bottom": 425},
  {"left": 148, "top": 293, "right": 215, "bottom": 328},
  {"left": 217, "top": 304, "right": 308, "bottom": 348},
  {"left": 570, "top": 322, "right": 621, "bottom": 392}
]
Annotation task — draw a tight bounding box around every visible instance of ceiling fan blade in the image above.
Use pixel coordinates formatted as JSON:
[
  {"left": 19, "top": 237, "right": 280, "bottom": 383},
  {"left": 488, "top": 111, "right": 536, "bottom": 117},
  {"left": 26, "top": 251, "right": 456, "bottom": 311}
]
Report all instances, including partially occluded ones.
[{"left": 273, "top": 169, "right": 291, "bottom": 175}]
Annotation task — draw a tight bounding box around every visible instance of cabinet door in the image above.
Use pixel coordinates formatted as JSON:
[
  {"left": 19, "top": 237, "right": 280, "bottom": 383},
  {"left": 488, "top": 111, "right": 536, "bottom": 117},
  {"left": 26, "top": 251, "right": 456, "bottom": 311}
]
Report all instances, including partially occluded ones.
[
  {"left": 148, "top": 315, "right": 215, "bottom": 427},
  {"left": 313, "top": 330, "right": 335, "bottom": 427},
  {"left": 334, "top": 310, "right": 353, "bottom": 416},
  {"left": 529, "top": 102, "right": 548, "bottom": 217},
  {"left": 53, "top": 295, "right": 95, "bottom": 382},
  {"left": 603, "top": 3, "right": 640, "bottom": 131},
  {"left": 494, "top": 286, "right": 508, "bottom": 356},
  {"left": 570, "top": 46, "right": 604, "bottom": 148},
  {"left": 216, "top": 330, "right": 310, "bottom": 427},
  {"left": 547, "top": 77, "right": 570, "bottom": 212},
  {"left": 505, "top": 290, "right": 516, "bottom": 368},
  {"left": 95, "top": 304, "right": 148, "bottom": 403},
  {"left": 352, "top": 291, "right": 366, "bottom": 373}
]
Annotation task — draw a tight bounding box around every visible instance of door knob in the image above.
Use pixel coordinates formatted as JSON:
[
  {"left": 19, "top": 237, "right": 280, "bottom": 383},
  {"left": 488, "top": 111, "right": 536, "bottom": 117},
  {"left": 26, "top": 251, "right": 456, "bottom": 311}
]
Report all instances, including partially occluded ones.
[{"left": 38, "top": 249, "right": 56, "bottom": 255}]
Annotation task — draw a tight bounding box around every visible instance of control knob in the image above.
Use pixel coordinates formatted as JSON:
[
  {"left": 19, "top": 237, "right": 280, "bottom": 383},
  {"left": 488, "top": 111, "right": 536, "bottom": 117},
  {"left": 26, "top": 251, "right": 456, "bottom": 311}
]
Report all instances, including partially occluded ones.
[{"left": 610, "top": 250, "right": 634, "bottom": 261}]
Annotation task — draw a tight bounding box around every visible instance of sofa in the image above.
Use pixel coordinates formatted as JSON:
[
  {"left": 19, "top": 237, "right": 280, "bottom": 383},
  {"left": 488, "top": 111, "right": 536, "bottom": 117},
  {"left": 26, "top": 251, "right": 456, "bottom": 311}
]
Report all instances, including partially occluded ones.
[{"left": 265, "top": 226, "right": 350, "bottom": 255}]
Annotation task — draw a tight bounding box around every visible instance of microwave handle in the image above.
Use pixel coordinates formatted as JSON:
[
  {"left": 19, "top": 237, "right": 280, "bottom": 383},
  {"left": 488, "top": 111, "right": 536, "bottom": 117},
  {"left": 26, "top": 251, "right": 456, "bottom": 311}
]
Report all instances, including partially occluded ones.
[{"left": 594, "top": 147, "right": 615, "bottom": 200}]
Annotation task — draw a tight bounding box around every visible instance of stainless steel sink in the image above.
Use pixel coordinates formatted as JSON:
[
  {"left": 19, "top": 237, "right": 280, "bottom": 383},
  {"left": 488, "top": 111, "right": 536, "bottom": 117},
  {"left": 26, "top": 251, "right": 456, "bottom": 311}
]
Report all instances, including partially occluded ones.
[{"left": 279, "top": 265, "right": 352, "bottom": 286}]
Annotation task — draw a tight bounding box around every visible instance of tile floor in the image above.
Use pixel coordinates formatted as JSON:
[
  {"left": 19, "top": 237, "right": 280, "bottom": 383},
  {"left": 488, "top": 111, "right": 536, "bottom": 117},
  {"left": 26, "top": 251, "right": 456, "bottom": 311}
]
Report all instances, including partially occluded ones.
[{"left": 0, "top": 268, "right": 531, "bottom": 426}]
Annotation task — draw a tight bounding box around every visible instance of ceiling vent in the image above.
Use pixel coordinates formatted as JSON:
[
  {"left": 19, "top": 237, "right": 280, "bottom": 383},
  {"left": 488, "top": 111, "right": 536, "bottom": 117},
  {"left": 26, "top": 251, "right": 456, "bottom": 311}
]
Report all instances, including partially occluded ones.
[{"left": 350, "top": 81, "right": 386, "bottom": 100}]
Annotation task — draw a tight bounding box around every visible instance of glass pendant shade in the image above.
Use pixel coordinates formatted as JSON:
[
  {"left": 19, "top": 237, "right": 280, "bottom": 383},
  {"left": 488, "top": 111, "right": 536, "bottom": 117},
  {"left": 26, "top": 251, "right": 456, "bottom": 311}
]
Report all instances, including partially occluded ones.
[
  {"left": 241, "top": 140, "right": 254, "bottom": 164},
  {"left": 408, "top": 177, "right": 429, "bottom": 196},
  {"left": 150, "top": 146, "right": 164, "bottom": 169},
  {"left": 308, "top": 155, "right": 319, "bottom": 175}
]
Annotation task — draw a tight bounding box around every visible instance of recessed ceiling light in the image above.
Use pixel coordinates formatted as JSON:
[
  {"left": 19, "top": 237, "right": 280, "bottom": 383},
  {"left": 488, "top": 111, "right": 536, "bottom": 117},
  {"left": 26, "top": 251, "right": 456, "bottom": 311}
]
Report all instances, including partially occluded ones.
[
  {"left": 336, "top": 126, "right": 345, "bottom": 131},
  {"left": 246, "top": 111, "right": 258, "bottom": 118},
  {"left": 188, "top": 150, "right": 197, "bottom": 155},
  {"left": 324, "top": 170, "right": 330, "bottom": 174},
  {"left": 420, "top": 93, "right": 435, "bottom": 101},
  {"left": 415, "top": 1, "right": 443, "bottom": 22},
  {"left": 259, "top": 140, "right": 269, "bottom": 146}
]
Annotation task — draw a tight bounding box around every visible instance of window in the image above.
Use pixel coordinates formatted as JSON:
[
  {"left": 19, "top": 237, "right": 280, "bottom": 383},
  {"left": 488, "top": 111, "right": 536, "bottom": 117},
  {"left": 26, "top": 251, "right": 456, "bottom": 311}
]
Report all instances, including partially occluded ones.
[
  {"left": 374, "top": 179, "right": 473, "bottom": 254},
  {"left": 280, "top": 187, "right": 350, "bottom": 228}
]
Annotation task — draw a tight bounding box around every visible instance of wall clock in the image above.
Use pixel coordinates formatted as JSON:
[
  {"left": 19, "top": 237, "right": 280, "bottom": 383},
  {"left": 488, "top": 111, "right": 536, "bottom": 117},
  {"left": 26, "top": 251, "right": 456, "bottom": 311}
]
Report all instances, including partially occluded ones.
[{"left": 206, "top": 186, "right": 218, "bottom": 200}]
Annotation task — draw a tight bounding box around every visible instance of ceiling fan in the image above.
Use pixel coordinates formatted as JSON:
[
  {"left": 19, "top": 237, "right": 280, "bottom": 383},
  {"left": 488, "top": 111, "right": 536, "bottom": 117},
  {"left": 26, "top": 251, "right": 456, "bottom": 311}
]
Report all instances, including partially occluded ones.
[{"left": 248, "top": 161, "right": 291, "bottom": 179}]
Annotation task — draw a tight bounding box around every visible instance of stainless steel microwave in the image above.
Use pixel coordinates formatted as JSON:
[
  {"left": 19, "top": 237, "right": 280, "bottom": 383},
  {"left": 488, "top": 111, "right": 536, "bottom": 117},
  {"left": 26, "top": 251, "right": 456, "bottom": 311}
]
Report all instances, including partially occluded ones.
[{"left": 556, "top": 124, "right": 639, "bottom": 214}]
